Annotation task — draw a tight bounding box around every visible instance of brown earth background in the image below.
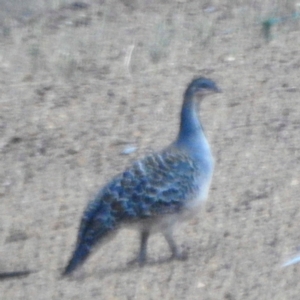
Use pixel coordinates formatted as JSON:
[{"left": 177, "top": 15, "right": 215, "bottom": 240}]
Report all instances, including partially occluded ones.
[{"left": 1, "top": 0, "right": 300, "bottom": 299}]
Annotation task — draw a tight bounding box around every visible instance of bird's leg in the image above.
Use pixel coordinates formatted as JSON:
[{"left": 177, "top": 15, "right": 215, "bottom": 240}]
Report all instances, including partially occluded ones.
[
  {"left": 128, "top": 230, "right": 149, "bottom": 266},
  {"left": 138, "top": 230, "right": 150, "bottom": 265},
  {"left": 163, "top": 230, "right": 187, "bottom": 261}
]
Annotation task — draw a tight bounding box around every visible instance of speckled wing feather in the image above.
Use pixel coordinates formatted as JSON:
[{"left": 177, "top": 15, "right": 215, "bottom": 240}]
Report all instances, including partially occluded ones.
[
  {"left": 64, "top": 147, "right": 202, "bottom": 275},
  {"left": 79, "top": 147, "right": 202, "bottom": 238}
]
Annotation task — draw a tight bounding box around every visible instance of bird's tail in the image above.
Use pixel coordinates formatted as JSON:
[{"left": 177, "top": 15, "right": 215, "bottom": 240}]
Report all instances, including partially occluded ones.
[
  {"left": 62, "top": 243, "right": 92, "bottom": 276},
  {"left": 62, "top": 224, "right": 113, "bottom": 276}
]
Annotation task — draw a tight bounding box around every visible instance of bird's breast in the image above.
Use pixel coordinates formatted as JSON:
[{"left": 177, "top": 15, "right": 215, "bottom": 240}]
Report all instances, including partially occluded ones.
[{"left": 185, "top": 152, "right": 214, "bottom": 210}]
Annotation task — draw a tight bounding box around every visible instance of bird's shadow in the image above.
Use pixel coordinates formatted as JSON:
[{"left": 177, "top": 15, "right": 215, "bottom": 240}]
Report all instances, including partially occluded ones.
[
  {"left": 61, "top": 255, "right": 188, "bottom": 281},
  {"left": 97, "top": 254, "right": 188, "bottom": 279}
]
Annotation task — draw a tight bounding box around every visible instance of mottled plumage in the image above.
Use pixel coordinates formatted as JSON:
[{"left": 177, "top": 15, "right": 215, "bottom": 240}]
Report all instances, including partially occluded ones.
[{"left": 63, "top": 77, "right": 221, "bottom": 275}]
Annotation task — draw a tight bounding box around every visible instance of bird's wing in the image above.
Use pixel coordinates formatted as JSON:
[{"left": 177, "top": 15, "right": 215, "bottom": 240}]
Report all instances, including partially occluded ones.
[
  {"left": 65, "top": 148, "right": 202, "bottom": 274},
  {"left": 79, "top": 148, "right": 200, "bottom": 232}
]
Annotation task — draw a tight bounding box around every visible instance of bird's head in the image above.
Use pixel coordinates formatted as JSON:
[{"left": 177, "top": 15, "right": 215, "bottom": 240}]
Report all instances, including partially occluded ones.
[{"left": 185, "top": 77, "right": 222, "bottom": 98}]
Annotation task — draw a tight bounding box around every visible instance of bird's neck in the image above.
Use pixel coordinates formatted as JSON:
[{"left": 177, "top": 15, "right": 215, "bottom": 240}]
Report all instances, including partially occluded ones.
[
  {"left": 175, "top": 91, "right": 213, "bottom": 173},
  {"left": 177, "top": 91, "right": 203, "bottom": 142},
  {"left": 175, "top": 91, "right": 213, "bottom": 168}
]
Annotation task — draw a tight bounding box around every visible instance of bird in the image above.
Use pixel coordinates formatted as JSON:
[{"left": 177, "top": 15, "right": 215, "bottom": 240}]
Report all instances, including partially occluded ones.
[{"left": 63, "top": 76, "right": 221, "bottom": 276}]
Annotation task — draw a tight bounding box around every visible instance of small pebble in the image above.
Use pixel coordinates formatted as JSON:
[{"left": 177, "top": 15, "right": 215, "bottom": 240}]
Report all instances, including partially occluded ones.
[
  {"left": 224, "top": 56, "right": 236, "bottom": 62},
  {"left": 204, "top": 6, "right": 216, "bottom": 13},
  {"left": 121, "top": 145, "right": 137, "bottom": 155}
]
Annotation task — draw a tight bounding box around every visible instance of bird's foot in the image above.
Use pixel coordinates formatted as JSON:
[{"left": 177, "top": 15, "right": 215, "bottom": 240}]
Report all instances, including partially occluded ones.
[
  {"left": 170, "top": 248, "right": 188, "bottom": 261},
  {"left": 127, "top": 256, "right": 146, "bottom": 267}
]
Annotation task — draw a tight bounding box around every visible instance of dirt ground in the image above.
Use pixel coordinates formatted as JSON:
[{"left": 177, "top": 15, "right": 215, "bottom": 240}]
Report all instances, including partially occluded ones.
[{"left": 1, "top": 0, "right": 300, "bottom": 299}]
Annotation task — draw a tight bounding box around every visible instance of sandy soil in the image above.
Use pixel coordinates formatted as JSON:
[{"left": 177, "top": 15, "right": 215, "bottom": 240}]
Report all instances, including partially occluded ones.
[{"left": 1, "top": 1, "right": 300, "bottom": 299}]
